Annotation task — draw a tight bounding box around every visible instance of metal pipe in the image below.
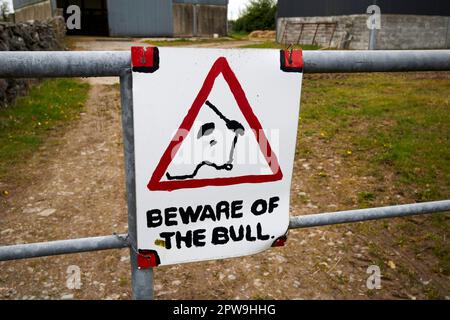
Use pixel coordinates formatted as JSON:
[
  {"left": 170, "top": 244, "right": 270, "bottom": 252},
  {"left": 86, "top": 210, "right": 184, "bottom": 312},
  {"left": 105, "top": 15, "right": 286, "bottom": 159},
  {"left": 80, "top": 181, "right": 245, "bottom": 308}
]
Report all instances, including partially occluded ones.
[
  {"left": 289, "top": 200, "right": 450, "bottom": 229},
  {"left": 303, "top": 50, "right": 450, "bottom": 73},
  {"left": 0, "top": 200, "right": 448, "bottom": 262},
  {"left": 119, "top": 72, "right": 154, "bottom": 300},
  {"left": 0, "top": 234, "right": 128, "bottom": 261},
  {"left": 1, "top": 50, "right": 450, "bottom": 78},
  {"left": 0, "top": 51, "right": 130, "bottom": 78}
]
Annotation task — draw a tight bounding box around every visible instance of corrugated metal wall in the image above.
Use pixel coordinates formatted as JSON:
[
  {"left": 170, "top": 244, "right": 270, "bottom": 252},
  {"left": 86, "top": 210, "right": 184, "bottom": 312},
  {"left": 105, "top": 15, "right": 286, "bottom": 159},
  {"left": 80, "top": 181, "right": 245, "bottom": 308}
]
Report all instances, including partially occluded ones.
[
  {"left": 107, "top": 0, "right": 173, "bottom": 37},
  {"left": 277, "top": 0, "right": 450, "bottom": 18}
]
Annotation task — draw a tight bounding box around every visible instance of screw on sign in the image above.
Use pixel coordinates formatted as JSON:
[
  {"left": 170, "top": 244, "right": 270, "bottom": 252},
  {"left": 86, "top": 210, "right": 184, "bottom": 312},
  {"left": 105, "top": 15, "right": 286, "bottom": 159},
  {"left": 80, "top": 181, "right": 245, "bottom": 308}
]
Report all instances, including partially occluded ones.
[{"left": 131, "top": 47, "right": 303, "bottom": 266}]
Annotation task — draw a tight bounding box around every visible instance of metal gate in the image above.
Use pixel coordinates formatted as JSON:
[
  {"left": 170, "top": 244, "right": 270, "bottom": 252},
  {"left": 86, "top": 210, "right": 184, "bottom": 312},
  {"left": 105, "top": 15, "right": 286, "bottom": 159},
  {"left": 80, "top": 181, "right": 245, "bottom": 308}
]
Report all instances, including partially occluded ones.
[{"left": 0, "top": 50, "right": 450, "bottom": 300}]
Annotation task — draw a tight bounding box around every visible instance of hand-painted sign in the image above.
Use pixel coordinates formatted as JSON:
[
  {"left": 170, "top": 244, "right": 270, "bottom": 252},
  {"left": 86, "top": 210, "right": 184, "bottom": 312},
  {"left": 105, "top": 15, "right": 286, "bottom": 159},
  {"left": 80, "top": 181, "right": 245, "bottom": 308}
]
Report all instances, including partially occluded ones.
[{"left": 132, "top": 47, "right": 303, "bottom": 266}]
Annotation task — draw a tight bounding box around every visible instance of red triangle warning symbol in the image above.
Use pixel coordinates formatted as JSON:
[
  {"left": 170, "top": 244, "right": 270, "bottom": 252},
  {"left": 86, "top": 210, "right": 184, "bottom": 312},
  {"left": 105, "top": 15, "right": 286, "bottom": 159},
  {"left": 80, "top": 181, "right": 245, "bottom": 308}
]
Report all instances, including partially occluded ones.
[{"left": 148, "top": 57, "right": 283, "bottom": 191}]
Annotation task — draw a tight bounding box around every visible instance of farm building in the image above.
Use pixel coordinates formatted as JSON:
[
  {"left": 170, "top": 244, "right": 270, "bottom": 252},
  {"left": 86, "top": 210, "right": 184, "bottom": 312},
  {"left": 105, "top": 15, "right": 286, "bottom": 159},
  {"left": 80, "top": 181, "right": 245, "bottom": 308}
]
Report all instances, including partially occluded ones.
[
  {"left": 12, "top": 0, "right": 228, "bottom": 37},
  {"left": 277, "top": 0, "right": 450, "bottom": 49}
]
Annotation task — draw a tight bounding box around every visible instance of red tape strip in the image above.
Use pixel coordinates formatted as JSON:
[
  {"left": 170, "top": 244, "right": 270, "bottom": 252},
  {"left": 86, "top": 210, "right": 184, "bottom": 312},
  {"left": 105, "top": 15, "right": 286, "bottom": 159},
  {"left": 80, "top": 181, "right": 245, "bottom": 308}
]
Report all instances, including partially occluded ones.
[
  {"left": 137, "top": 250, "right": 160, "bottom": 268},
  {"left": 280, "top": 49, "right": 303, "bottom": 73},
  {"left": 131, "top": 46, "right": 159, "bottom": 73}
]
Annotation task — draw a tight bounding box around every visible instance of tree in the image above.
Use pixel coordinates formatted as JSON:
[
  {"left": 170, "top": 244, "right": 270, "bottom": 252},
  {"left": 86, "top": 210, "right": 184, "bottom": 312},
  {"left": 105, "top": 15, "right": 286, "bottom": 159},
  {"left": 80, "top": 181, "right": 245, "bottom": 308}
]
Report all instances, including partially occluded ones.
[
  {"left": 0, "top": 0, "right": 10, "bottom": 21},
  {"left": 233, "top": 0, "right": 277, "bottom": 33}
]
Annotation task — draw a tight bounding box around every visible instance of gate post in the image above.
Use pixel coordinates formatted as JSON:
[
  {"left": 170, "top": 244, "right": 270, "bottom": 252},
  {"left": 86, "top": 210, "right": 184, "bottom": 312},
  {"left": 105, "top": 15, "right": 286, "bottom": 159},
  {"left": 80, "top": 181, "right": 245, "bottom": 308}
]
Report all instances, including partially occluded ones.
[{"left": 120, "top": 70, "right": 154, "bottom": 300}]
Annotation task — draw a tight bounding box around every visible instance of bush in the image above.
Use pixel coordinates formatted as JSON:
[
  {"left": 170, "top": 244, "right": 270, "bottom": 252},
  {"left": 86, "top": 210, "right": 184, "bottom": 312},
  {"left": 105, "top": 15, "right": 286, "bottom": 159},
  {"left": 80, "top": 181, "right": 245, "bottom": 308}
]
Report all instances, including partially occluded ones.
[{"left": 233, "top": 0, "right": 277, "bottom": 33}]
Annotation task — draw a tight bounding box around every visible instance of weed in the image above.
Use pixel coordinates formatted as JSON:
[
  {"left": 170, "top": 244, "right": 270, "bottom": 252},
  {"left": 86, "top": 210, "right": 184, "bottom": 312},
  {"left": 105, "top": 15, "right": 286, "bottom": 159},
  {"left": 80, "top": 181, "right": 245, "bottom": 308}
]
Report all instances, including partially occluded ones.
[{"left": 0, "top": 79, "right": 89, "bottom": 176}]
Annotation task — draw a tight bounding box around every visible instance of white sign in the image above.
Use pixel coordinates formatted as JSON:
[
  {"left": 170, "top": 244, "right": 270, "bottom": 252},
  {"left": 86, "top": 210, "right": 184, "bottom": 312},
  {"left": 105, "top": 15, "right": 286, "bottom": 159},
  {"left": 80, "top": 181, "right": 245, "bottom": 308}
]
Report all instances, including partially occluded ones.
[{"left": 132, "top": 48, "right": 302, "bottom": 266}]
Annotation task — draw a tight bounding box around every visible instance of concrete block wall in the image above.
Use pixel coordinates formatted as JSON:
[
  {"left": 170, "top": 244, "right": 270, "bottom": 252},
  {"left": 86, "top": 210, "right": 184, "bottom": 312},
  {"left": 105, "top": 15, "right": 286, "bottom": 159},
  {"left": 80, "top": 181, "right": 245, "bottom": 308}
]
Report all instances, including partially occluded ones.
[
  {"left": 14, "top": 0, "right": 53, "bottom": 23},
  {"left": 278, "top": 14, "right": 450, "bottom": 50},
  {"left": 376, "top": 15, "right": 450, "bottom": 49}
]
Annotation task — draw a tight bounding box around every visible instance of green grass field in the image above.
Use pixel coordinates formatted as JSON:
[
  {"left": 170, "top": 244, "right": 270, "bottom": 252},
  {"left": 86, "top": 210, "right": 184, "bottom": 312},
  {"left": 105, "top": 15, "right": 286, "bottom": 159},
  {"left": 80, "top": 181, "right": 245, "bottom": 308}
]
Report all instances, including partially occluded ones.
[
  {"left": 142, "top": 36, "right": 321, "bottom": 50},
  {"left": 238, "top": 41, "right": 321, "bottom": 50},
  {"left": 143, "top": 38, "right": 235, "bottom": 47},
  {"left": 301, "top": 73, "right": 450, "bottom": 202},
  {"left": 0, "top": 79, "right": 90, "bottom": 177},
  {"left": 300, "top": 72, "right": 450, "bottom": 281}
]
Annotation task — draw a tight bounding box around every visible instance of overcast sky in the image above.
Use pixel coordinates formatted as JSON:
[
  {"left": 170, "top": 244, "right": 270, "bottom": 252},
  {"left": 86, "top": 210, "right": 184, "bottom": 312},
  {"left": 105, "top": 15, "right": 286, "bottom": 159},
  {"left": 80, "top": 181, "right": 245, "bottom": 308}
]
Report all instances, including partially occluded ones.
[
  {"left": 5, "top": 0, "right": 251, "bottom": 19},
  {"left": 5, "top": 0, "right": 13, "bottom": 11},
  {"left": 228, "top": 0, "right": 251, "bottom": 20}
]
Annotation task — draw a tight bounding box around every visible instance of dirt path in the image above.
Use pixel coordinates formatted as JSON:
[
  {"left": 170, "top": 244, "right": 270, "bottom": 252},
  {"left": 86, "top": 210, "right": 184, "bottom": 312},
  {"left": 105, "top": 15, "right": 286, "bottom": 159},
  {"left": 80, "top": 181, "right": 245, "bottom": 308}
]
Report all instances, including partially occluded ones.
[
  {"left": 0, "top": 38, "right": 448, "bottom": 300},
  {"left": 0, "top": 84, "right": 132, "bottom": 299}
]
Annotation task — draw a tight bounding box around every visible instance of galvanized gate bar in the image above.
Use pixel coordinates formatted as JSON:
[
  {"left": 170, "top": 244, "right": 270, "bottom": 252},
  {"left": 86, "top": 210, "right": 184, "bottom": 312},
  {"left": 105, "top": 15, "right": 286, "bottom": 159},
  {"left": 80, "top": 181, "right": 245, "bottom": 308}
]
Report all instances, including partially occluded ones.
[
  {"left": 0, "top": 234, "right": 128, "bottom": 261},
  {"left": 0, "top": 50, "right": 450, "bottom": 78},
  {"left": 0, "top": 51, "right": 129, "bottom": 78},
  {"left": 289, "top": 200, "right": 450, "bottom": 229},
  {"left": 1, "top": 200, "right": 449, "bottom": 262},
  {"left": 119, "top": 71, "right": 154, "bottom": 300},
  {"left": 303, "top": 50, "right": 450, "bottom": 73}
]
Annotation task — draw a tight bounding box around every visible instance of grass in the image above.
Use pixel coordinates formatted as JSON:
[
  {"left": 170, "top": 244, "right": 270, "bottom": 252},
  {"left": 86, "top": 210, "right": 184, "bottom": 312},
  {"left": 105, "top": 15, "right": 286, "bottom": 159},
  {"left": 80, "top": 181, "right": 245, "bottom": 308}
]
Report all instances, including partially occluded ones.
[
  {"left": 357, "top": 191, "right": 377, "bottom": 207},
  {"left": 228, "top": 31, "right": 250, "bottom": 40},
  {"left": 301, "top": 73, "right": 450, "bottom": 201},
  {"left": 143, "top": 37, "right": 322, "bottom": 50},
  {"left": 429, "top": 213, "right": 450, "bottom": 275},
  {"left": 0, "top": 79, "right": 90, "bottom": 177},
  {"left": 300, "top": 72, "right": 450, "bottom": 291},
  {"left": 239, "top": 41, "right": 321, "bottom": 50},
  {"left": 143, "top": 37, "right": 234, "bottom": 47}
]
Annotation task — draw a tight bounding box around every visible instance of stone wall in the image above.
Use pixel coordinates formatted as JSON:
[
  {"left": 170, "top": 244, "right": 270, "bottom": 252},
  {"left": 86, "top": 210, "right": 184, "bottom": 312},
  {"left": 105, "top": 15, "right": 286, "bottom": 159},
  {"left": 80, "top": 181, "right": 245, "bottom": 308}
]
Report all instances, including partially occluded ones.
[
  {"left": 277, "top": 14, "right": 450, "bottom": 50},
  {"left": 0, "top": 17, "right": 65, "bottom": 107}
]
